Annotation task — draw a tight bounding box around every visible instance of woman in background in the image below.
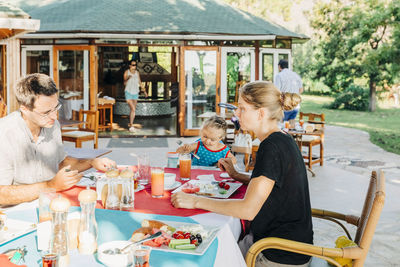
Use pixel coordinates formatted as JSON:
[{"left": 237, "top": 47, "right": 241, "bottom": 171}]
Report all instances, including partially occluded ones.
[{"left": 124, "top": 60, "right": 147, "bottom": 132}]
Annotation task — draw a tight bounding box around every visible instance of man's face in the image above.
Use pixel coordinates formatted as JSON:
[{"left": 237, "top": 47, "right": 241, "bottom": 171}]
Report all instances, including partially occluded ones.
[{"left": 24, "top": 94, "right": 60, "bottom": 128}]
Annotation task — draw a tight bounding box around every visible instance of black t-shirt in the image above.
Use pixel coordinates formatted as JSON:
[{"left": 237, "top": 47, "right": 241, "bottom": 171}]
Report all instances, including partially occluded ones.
[{"left": 250, "top": 131, "right": 313, "bottom": 265}]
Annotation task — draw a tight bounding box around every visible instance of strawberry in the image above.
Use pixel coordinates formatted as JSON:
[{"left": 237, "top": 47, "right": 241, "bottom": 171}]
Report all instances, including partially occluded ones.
[{"left": 224, "top": 184, "right": 230, "bottom": 190}]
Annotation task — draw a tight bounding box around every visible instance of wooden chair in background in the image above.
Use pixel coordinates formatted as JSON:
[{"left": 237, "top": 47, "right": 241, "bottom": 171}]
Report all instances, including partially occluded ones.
[
  {"left": 62, "top": 109, "right": 99, "bottom": 149},
  {"left": 246, "top": 170, "right": 385, "bottom": 267},
  {"left": 0, "top": 101, "right": 7, "bottom": 118},
  {"left": 299, "top": 112, "right": 325, "bottom": 169}
]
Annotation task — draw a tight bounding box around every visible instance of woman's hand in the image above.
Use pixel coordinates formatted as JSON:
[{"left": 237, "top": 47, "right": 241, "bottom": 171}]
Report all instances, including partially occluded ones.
[
  {"left": 218, "top": 158, "right": 238, "bottom": 177},
  {"left": 171, "top": 191, "right": 198, "bottom": 209},
  {"left": 176, "top": 144, "right": 191, "bottom": 154}
]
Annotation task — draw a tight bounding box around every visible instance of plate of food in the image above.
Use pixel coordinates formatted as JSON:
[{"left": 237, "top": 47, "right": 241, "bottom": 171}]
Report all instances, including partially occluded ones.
[
  {"left": 171, "top": 180, "right": 242, "bottom": 199},
  {"left": 0, "top": 216, "right": 36, "bottom": 246},
  {"left": 129, "top": 219, "right": 219, "bottom": 255}
]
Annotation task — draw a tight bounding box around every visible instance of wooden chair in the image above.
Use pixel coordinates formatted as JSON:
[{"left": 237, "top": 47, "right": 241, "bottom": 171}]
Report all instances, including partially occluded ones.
[
  {"left": 246, "top": 170, "right": 385, "bottom": 267},
  {"left": 62, "top": 109, "right": 99, "bottom": 149},
  {"left": 0, "top": 101, "right": 7, "bottom": 118},
  {"left": 299, "top": 112, "right": 325, "bottom": 169},
  {"left": 244, "top": 144, "right": 259, "bottom": 172}
]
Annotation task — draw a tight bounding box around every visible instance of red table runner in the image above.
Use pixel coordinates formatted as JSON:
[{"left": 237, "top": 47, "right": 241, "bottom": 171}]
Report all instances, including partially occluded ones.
[{"left": 61, "top": 167, "right": 247, "bottom": 217}]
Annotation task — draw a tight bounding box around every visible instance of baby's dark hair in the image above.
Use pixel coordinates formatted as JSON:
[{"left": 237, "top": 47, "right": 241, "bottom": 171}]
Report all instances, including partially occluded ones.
[{"left": 202, "top": 115, "right": 228, "bottom": 138}]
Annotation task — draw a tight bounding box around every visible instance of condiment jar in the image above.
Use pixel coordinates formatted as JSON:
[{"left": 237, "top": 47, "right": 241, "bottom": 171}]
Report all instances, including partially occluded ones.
[
  {"left": 78, "top": 187, "right": 98, "bottom": 254},
  {"left": 49, "top": 195, "right": 70, "bottom": 267}
]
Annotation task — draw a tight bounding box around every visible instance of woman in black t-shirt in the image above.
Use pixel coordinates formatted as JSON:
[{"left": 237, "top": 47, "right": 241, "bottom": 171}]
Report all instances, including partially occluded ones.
[{"left": 171, "top": 81, "right": 313, "bottom": 266}]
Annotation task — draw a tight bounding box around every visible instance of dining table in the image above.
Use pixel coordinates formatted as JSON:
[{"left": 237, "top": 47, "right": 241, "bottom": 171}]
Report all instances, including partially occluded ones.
[{"left": 0, "top": 167, "right": 247, "bottom": 267}]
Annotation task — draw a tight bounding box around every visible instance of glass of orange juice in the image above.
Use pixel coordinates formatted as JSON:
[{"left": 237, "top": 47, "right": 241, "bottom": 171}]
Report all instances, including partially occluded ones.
[
  {"left": 284, "top": 121, "right": 290, "bottom": 129},
  {"left": 179, "top": 153, "right": 191, "bottom": 181},
  {"left": 151, "top": 167, "right": 164, "bottom": 198},
  {"left": 299, "top": 119, "right": 304, "bottom": 127}
]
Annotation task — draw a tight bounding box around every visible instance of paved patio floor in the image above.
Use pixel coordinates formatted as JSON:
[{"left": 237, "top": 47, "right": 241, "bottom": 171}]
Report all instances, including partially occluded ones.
[{"left": 63, "top": 125, "right": 400, "bottom": 266}]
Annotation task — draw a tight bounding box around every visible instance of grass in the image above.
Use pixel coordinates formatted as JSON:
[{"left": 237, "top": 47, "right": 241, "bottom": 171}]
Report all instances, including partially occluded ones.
[{"left": 301, "top": 95, "right": 400, "bottom": 155}]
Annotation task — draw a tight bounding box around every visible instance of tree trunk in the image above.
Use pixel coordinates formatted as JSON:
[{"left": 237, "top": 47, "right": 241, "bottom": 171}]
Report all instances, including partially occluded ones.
[{"left": 369, "top": 79, "right": 377, "bottom": 112}]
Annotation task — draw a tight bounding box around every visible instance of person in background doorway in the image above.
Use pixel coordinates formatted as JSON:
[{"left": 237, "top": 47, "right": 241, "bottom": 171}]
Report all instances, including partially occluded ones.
[
  {"left": 123, "top": 60, "right": 147, "bottom": 132},
  {"left": 274, "top": 59, "right": 303, "bottom": 127}
]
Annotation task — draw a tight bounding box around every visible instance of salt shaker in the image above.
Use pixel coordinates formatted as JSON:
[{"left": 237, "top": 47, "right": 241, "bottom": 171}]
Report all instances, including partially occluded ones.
[
  {"left": 49, "top": 195, "right": 70, "bottom": 267},
  {"left": 78, "top": 187, "right": 98, "bottom": 254}
]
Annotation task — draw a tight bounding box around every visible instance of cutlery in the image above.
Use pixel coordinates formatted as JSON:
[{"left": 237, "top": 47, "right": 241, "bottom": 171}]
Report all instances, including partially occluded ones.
[
  {"left": 176, "top": 140, "right": 200, "bottom": 160},
  {"left": 102, "top": 231, "right": 162, "bottom": 255}
]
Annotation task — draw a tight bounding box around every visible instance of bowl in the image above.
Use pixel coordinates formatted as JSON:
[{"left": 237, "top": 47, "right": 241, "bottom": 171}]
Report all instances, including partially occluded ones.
[{"left": 98, "top": 241, "right": 133, "bottom": 267}]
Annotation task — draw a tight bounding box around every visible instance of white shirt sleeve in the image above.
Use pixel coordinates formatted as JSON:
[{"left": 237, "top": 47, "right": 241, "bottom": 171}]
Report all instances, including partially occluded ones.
[{"left": 274, "top": 74, "right": 282, "bottom": 90}]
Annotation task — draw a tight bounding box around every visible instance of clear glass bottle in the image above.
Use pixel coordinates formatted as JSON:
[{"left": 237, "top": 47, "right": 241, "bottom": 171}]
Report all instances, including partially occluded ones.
[
  {"left": 120, "top": 177, "right": 135, "bottom": 211},
  {"left": 106, "top": 178, "right": 120, "bottom": 210},
  {"left": 78, "top": 187, "right": 98, "bottom": 254},
  {"left": 49, "top": 195, "right": 70, "bottom": 267}
]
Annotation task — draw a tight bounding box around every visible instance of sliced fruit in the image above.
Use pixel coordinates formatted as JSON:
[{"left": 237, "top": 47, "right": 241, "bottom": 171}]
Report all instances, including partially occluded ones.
[{"left": 143, "top": 240, "right": 161, "bottom": 247}]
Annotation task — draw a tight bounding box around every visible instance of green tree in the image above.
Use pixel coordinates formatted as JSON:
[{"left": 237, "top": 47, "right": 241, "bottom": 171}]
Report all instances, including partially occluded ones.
[{"left": 309, "top": 0, "right": 400, "bottom": 111}]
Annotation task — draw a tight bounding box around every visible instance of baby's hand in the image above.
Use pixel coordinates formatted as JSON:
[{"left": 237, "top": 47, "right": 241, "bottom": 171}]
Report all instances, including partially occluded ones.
[{"left": 176, "top": 144, "right": 191, "bottom": 154}]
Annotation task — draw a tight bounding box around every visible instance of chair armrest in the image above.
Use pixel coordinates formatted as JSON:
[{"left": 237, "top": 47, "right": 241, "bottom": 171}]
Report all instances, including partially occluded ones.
[
  {"left": 312, "top": 208, "right": 359, "bottom": 240},
  {"left": 312, "top": 209, "right": 359, "bottom": 226},
  {"left": 245, "top": 237, "right": 345, "bottom": 267}
]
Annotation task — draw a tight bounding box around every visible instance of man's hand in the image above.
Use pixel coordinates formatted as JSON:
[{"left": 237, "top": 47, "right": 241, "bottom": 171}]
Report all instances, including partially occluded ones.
[
  {"left": 91, "top": 158, "right": 116, "bottom": 172},
  {"left": 171, "top": 191, "right": 198, "bottom": 209},
  {"left": 47, "top": 165, "right": 82, "bottom": 191}
]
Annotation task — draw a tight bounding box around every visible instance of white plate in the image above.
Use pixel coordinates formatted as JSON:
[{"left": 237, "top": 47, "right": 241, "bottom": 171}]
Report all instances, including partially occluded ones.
[
  {"left": 171, "top": 180, "right": 242, "bottom": 199},
  {"left": 164, "top": 181, "right": 181, "bottom": 191},
  {"left": 0, "top": 219, "right": 36, "bottom": 245},
  {"left": 219, "top": 172, "right": 230, "bottom": 178},
  {"left": 143, "top": 220, "right": 219, "bottom": 255}
]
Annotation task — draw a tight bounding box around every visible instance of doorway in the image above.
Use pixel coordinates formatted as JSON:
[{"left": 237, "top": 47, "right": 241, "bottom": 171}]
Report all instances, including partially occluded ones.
[
  {"left": 259, "top": 48, "right": 291, "bottom": 83},
  {"left": 221, "top": 47, "right": 255, "bottom": 106},
  {"left": 54, "top": 46, "right": 90, "bottom": 120},
  {"left": 179, "top": 47, "right": 220, "bottom": 136}
]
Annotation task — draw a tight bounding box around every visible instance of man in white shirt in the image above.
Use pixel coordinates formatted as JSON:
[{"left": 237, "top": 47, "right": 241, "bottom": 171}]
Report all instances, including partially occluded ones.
[
  {"left": 0, "top": 73, "right": 116, "bottom": 206},
  {"left": 274, "top": 59, "right": 303, "bottom": 125}
]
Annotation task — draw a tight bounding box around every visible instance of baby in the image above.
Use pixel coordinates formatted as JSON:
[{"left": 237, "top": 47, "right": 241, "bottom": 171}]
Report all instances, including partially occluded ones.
[{"left": 177, "top": 116, "right": 236, "bottom": 166}]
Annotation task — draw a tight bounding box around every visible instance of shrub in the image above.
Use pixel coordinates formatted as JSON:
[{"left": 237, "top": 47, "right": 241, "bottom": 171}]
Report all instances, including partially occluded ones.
[{"left": 328, "top": 84, "right": 369, "bottom": 111}]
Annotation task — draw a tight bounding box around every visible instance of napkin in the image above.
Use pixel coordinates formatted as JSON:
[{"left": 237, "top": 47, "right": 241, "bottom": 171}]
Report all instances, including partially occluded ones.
[{"left": 196, "top": 174, "right": 215, "bottom": 181}]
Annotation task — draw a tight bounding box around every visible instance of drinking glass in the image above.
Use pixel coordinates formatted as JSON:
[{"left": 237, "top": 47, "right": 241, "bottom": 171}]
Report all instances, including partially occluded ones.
[
  {"left": 299, "top": 119, "right": 304, "bottom": 127},
  {"left": 38, "top": 188, "right": 57, "bottom": 223},
  {"left": 284, "top": 121, "right": 290, "bottom": 130},
  {"left": 138, "top": 154, "right": 150, "bottom": 185},
  {"left": 133, "top": 245, "right": 151, "bottom": 267},
  {"left": 41, "top": 251, "right": 58, "bottom": 267},
  {"left": 167, "top": 152, "right": 179, "bottom": 168},
  {"left": 179, "top": 153, "right": 191, "bottom": 181},
  {"left": 151, "top": 167, "right": 164, "bottom": 198}
]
